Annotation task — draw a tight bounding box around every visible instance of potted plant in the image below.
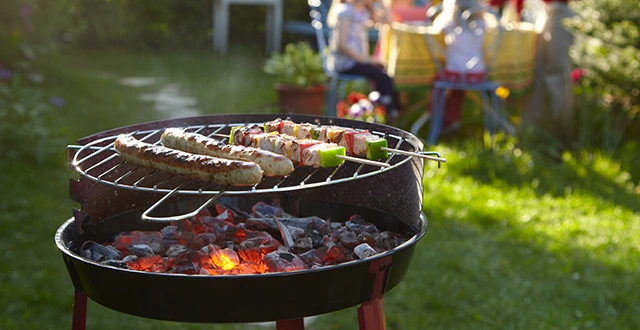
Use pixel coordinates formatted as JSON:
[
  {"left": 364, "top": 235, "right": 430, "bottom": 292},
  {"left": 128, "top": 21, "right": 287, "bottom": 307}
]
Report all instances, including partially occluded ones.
[{"left": 263, "top": 42, "right": 327, "bottom": 115}]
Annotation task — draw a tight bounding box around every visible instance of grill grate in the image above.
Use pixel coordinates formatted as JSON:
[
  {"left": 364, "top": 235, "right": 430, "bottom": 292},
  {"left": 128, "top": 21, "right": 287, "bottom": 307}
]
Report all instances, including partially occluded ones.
[
  {"left": 68, "top": 122, "right": 425, "bottom": 222},
  {"left": 69, "top": 122, "right": 420, "bottom": 196}
]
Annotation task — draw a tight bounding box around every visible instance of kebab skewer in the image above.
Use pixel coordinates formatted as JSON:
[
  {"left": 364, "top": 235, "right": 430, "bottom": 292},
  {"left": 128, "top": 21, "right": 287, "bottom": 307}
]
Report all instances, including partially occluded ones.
[
  {"left": 230, "top": 125, "right": 390, "bottom": 168},
  {"left": 264, "top": 118, "right": 447, "bottom": 164},
  {"left": 264, "top": 119, "right": 389, "bottom": 160}
]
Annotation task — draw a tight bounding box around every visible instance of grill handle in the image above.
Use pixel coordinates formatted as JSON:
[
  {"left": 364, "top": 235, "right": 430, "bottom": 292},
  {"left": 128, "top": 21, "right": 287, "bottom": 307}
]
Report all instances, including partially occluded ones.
[{"left": 141, "top": 183, "right": 228, "bottom": 223}]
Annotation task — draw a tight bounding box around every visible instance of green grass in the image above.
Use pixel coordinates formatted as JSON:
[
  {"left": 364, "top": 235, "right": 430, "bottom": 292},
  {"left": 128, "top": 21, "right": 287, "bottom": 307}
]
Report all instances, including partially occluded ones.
[{"left": 1, "top": 48, "right": 638, "bottom": 329}]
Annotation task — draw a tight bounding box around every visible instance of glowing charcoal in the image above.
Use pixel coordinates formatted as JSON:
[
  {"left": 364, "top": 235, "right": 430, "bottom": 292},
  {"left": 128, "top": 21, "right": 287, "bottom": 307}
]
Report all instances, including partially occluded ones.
[{"left": 264, "top": 249, "right": 307, "bottom": 272}]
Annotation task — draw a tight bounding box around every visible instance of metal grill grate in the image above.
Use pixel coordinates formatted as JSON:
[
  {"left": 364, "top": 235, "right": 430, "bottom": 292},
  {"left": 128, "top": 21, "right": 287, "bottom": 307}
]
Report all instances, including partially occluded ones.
[
  {"left": 67, "top": 121, "right": 427, "bottom": 222},
  {"left": 69, "top": 122, "right": 420, "bottom": 196}
]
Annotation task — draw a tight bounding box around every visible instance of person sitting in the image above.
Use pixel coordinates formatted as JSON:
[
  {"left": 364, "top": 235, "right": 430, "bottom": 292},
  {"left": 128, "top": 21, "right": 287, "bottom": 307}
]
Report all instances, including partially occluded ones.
[
  {"left": 384, "top": 0, "right": 431, "bottom": 23},
  {"left": 429, "top": 0, "right": 491, "bottom": 132},
  {"left": 327, "top": 0, "right": 401, "bottom": 120}
]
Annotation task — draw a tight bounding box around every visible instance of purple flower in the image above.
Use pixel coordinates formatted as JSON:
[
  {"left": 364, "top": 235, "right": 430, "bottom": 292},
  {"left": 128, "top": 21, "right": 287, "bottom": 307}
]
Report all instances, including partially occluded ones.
[
  {"left": 0, "top": 68, "right": 13, "bottom": 80},
  {"left": 349, "top": 103, "right": 364, "bottom": 117},
  {"left": 49, "top": 96, "right": 66, "bottom": 108}
]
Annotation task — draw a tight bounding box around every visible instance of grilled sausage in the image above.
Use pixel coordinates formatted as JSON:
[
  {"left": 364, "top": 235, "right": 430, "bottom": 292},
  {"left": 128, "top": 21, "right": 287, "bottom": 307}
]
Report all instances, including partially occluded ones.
[
  {"left": 113, "top": 134, "right": 262, "bottom": 185},
  {"left": 160, "top": 128, "right": 294, "bottom": 177}
]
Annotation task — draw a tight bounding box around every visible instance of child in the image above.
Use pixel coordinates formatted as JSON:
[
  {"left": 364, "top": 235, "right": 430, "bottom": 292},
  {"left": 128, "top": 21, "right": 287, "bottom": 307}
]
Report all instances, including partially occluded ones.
[
  {"left": 327, "top": 0, "right": 401, "bottom": 120},
  {"left": 431, "top": 0, "right": 490, "bottom": 131}
]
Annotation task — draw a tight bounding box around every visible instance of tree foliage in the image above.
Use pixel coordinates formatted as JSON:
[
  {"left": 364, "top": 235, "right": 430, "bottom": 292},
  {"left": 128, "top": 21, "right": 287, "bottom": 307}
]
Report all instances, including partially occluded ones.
[{"left": 1, "top": 0, "right": 311, "bottom": 53}]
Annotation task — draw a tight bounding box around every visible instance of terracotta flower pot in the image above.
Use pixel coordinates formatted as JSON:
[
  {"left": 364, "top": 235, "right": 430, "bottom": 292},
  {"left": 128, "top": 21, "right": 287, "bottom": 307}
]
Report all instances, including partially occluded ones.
[{"left": 275, "top": 84, "right": 326, "bottom": 115}]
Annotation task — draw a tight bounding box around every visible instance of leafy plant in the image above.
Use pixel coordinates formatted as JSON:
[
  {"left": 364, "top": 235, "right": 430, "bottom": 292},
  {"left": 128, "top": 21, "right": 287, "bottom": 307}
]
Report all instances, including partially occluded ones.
[
  {"left": 263, "top": 42, "right": 326, "bottom": 89},
  {"left": 566, "top": 0, "right": 640, "bottom": 151},
  {"left": 0, "top": 75, "right": 61, "bottom": 163}
]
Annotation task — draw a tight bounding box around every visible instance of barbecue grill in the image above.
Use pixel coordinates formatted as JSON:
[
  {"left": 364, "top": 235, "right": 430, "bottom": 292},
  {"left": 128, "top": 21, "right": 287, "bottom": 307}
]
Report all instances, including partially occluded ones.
[{"left": 57, "top": 114, "right": 437, "bottom": 330}]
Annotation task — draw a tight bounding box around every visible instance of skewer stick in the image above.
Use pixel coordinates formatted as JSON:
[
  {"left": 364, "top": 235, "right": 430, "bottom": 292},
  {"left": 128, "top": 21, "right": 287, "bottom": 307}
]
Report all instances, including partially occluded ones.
[
  {"left": 337, "top": 154, "right": 391, "bottom": 168},
  {"left": 381, "top": 147, "right": 447, "bottom": 163}
]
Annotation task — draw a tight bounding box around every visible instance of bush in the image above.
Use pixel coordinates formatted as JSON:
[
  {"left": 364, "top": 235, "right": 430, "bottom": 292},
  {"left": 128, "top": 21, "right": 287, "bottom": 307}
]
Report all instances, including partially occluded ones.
[
  {"left": 567, "top": 0, "right": 640, "bottom": 151},
  {"left": 0, "top": 75, "right": 62, "bottom": 163},
  {"left": 263, "top": 42, "right": 326, "bottom": 88},
  {"left": 0, "top": 1, "right": 61, "bottom": 71}
]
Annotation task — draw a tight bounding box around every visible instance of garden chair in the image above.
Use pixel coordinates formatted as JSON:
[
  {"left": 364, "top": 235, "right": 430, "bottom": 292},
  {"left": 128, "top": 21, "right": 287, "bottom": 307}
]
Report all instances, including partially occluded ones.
[
  {"left": 309, "top": 0, "right": 371, "bottom": 117},
  {"left": 410, "top": 2, "right": 516, "bottom": 145}
]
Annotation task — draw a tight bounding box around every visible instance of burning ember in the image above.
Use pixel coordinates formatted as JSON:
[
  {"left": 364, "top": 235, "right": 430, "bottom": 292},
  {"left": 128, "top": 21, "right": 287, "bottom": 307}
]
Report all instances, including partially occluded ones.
[{"left": 79, "top": 202, "right": 409, "bottom": 275}]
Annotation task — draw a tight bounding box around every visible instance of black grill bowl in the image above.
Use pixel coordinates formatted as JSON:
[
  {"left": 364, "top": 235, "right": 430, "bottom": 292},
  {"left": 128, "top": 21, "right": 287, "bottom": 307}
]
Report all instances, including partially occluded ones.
[{"left": 56, "top": 196, "right": 428, "bottom": 323}]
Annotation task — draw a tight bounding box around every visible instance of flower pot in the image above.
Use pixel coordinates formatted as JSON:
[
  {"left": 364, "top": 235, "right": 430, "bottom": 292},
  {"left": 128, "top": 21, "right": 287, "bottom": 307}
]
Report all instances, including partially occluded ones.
[{"left": 275, "top": 84, "right": 326, "bottom": 115}]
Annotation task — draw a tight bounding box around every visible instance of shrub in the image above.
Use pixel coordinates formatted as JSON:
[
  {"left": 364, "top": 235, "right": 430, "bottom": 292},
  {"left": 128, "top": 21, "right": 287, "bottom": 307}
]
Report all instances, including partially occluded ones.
[
  {"left": 567, "top": 0, "right": 640, "bottom": 151},
  {"left": 0, "top": 75, "right": 62, "bottom": 163},
  {"left": 263, "top": 42, "right": 326, "bottom": 88}
]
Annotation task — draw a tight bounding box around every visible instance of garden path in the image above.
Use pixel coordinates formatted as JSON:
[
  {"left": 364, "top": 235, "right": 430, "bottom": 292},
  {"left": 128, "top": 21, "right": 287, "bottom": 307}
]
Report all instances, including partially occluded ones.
[{"left": 119, "top": 76, "right": 200, "bottom": 119}]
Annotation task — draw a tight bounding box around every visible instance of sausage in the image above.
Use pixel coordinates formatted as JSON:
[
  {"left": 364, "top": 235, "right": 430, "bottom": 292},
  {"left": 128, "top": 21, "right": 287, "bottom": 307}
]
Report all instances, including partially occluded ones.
[
  {"left": 160, "top": 128, "right": 294, "bottom": 177},
  {"left": 113, "top": 134, "right": 263, "bottom": 185}
]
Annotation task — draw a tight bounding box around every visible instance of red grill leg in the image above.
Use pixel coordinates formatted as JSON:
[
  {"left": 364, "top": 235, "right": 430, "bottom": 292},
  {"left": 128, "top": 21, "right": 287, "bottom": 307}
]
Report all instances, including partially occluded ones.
[
  {"left": 276, "top": 318, "right": 304, "bottom": 330},
  {"left": 72, "top": 289, "right": 87, "bottom": 330},
  {"left": 357, "top": 256, "right": 392, "bottom": 330},
  {"left": 358, "top": 297, "right": 386, "bottom": 330}
]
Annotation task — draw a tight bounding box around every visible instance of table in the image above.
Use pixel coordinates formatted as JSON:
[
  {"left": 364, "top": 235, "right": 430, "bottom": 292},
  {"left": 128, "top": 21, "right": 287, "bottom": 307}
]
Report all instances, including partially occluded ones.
[
  {"left": 380, "top": 22, "right": 538, "bottom": 96},
  {"left": 212, "top": 0, "right": 283, "bottom": 55}
]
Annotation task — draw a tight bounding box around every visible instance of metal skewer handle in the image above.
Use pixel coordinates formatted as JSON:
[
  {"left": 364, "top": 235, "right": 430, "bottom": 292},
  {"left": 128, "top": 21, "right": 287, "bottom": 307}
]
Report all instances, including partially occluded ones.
[
  {"left": 337, "top": 155, "right": 391, "bottom": 168},
  {"left": 382, "top": 147, "right": 447, "bottom": 163}
]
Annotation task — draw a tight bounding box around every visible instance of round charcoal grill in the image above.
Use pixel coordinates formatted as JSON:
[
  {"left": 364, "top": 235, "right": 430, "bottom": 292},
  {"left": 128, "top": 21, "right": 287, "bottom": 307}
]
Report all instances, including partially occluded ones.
[{"left": 58, "top": 114, "right": 436, "bottom": 329}]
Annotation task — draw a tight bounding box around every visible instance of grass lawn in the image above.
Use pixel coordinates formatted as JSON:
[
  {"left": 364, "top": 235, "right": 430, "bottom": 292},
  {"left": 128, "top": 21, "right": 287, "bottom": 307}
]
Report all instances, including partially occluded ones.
[{"left": 1, "top": 47, "right": 638, "bottom": 329}]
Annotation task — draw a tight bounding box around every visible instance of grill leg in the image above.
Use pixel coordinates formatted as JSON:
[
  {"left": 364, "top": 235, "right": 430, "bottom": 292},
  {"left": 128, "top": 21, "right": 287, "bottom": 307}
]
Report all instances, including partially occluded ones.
[
  {"left": 72, "top": 289, "right": 87, "bottom": 330},
  {"left": 357, "top": 256, "right": 392, "bottom": 330},
  {"left": 358, "top": 297, "right": 386, "bottom": 330},
  {"left": 276, "top": 318, "right": 304, "bottom": 330}
]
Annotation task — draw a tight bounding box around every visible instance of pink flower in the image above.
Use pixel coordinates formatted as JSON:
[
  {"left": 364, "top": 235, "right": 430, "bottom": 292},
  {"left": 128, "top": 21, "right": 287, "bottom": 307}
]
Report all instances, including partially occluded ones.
[{"left": 571, "top": 68, "right": 586, "bottom": 83}]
